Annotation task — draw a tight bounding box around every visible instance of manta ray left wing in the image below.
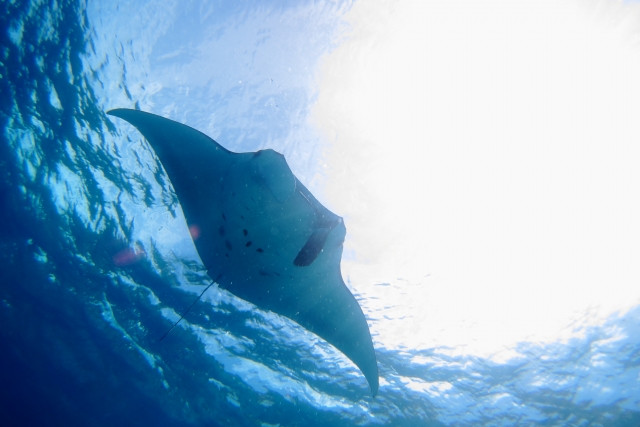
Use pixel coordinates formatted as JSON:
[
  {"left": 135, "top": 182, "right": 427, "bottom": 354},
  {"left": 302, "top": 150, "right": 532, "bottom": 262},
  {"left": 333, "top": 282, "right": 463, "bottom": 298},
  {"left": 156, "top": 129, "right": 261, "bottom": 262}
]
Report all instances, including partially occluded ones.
[{"left": 107, "top": 108, "right": 379, "bottom": 396}]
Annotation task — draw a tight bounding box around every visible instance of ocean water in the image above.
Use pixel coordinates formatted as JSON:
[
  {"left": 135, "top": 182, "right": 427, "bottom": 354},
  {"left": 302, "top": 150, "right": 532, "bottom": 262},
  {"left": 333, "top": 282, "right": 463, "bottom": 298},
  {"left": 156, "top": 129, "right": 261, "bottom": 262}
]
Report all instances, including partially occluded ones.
[{"left": 1, "top": 1, "right": 640, "bottom": 426}]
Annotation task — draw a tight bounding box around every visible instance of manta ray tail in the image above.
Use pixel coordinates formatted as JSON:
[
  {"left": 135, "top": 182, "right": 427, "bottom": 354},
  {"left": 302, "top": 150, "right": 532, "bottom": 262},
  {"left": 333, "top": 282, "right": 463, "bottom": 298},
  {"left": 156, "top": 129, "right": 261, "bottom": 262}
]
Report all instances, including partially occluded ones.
[{"left": 159, "top": 280, "right": 217, "bottom": 341}]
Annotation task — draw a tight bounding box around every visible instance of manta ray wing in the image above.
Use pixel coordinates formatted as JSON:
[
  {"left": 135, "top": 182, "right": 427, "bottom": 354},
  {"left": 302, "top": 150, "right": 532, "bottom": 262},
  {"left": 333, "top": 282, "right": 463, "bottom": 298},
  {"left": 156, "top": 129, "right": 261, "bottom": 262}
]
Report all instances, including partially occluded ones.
[{"left": 107, "top": 108, "right": 379, "bottom": 396}]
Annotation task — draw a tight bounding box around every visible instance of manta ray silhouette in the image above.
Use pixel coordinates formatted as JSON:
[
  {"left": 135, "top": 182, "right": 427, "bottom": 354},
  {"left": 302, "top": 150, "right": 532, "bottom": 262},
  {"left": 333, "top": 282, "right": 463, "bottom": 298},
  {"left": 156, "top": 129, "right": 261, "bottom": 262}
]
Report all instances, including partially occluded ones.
[{"left": 108, "top": 109, "right": 379, "bottom": 396}]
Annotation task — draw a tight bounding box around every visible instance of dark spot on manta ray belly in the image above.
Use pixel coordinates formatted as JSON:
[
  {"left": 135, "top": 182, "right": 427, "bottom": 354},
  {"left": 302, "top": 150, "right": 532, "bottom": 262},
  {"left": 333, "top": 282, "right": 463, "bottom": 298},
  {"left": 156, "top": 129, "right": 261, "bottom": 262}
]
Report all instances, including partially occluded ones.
[
  {"left": 225, "top": 240, "right": 232, "bottom": 250},
  {"left": 243, "top": 229, "right": 248, "bottom": 236},
  {"left": 256, "top": 248, "right": 264, "bottom": 253},
  {"left": 245, "top": 241, "right": 252, "bottom": 247},
  {"left": 218, "top": 226, "right": 225, "bottom": 236}
]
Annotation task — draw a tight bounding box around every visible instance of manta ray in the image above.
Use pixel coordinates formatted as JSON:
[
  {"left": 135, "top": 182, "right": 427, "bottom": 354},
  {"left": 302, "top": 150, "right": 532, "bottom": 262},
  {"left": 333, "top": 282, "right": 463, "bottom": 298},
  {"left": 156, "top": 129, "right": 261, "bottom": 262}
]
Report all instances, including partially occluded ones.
[{"left": 108, "top": 109, "right": 379, "bottom": 396}]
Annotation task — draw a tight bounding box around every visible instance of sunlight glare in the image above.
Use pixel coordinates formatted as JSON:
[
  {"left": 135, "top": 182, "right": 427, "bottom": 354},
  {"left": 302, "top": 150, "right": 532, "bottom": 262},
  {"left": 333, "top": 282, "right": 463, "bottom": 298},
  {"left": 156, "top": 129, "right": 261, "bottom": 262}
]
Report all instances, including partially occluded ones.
[{"left": 312, "top": 0, "right": 640, "bottom": 354}]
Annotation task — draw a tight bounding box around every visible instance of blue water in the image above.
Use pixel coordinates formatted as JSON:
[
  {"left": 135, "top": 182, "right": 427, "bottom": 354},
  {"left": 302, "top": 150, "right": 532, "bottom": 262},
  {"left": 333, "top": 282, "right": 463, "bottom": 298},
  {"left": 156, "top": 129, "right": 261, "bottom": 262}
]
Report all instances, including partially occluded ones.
[{"left": 1, "top": 1, "right": 639, "bottom": 425}]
